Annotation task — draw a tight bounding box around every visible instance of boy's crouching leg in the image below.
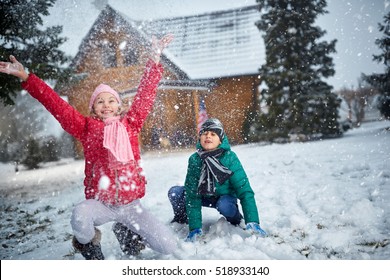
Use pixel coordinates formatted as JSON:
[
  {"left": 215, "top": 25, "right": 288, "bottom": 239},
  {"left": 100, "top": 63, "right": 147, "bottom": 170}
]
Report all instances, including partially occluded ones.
[{"left": 72, "top": 228, "right": 104, "bottom": 260}]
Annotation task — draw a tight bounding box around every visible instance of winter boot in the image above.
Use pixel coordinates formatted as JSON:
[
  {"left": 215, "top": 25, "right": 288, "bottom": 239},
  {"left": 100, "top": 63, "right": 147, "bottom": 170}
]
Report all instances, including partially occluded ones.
[
  {"left": 72, "top": 228, "right": 104, "bottom": 260},
  {"left": 112, "top": 223, "right": 145, "bottom": 256},
  {"left": 170, "top": 214, "right": 188, "bottom": 224}
]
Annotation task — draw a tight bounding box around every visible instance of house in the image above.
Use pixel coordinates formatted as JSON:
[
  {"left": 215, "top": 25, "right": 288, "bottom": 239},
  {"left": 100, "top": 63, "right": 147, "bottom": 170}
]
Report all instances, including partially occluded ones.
[{"left": 57, "top": 4, "right": 265, "bottom": 156}]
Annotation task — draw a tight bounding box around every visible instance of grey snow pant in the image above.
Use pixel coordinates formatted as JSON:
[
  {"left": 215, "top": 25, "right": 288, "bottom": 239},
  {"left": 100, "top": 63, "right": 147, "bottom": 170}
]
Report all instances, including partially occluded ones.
[{"left": 71, "top": 199, "right": 177, "bottom": 255}]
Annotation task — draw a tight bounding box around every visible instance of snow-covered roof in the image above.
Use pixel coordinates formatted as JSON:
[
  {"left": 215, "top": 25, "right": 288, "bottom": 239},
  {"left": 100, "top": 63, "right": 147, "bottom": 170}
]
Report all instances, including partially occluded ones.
[
  {"left": 72, "top": 5, "right": 265, "bottom": 80},
  {"left": 139, "top": 5, "right": 265, "bottom": 79}
]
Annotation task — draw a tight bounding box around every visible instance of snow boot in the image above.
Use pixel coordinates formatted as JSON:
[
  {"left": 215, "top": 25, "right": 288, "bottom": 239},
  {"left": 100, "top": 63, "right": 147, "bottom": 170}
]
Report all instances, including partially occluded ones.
[
  {"left": 170, "top": 214, "right": 188, "bottom": 224},
  {"left": 112, "top": 222, "right": 145, "bottom": 256},
  {"left": 72, "top": 228, "right": 104, "bottom": 260}
]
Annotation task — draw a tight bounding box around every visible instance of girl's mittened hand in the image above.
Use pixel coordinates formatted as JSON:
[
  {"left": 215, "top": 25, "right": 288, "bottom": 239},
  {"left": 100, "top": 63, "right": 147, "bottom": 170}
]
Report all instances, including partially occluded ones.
[{"left": 0, "top": 55, "right": 28, "bottom": 81}]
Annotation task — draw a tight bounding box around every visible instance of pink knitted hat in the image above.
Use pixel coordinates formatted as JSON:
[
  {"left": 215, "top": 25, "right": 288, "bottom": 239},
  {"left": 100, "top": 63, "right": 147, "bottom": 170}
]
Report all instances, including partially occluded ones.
[{"left": 89, "top": 84, "right": 122, "bottom": 112}]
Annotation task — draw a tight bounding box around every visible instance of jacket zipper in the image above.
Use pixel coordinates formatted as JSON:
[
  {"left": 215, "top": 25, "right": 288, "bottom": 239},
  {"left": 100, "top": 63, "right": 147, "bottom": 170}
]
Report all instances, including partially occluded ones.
[
  {"left": 87, "top": 162, "right": 96, "bottom": 189},
  {"left": 114, "top": 169, "right": 119, "bottom": 203}
]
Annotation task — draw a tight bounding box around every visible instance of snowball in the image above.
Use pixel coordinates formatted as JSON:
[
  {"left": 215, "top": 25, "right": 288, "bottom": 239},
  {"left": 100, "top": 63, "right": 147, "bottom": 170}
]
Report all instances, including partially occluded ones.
[{"left": 98, "top": 175, "right": 110, "bottom": 190}]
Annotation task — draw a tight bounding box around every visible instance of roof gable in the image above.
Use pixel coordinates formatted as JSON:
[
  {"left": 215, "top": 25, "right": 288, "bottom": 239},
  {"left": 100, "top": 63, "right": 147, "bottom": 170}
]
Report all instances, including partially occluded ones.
[{"left": 71, "top": 5, "right": 188, "bottom": 79}]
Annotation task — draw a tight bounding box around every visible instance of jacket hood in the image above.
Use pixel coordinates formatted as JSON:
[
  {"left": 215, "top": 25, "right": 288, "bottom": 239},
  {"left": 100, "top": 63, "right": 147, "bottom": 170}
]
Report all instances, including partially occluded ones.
[{"left": 196, "top": 134, "right": 231, "bottom": 151}]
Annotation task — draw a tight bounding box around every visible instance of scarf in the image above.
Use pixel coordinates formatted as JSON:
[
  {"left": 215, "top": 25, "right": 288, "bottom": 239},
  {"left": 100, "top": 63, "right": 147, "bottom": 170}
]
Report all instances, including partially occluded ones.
[
  {"left": 103, "top": 116, "right": 134, "bottom": 168},
  {"left": 197, "top": 148, "right": 233, "bottom": 196}
]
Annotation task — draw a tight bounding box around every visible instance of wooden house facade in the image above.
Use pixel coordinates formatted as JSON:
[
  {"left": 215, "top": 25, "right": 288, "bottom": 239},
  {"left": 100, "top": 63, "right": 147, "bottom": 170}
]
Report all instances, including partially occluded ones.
[{"left": 57, "top": 5, "right": 265, "bottom": 156}]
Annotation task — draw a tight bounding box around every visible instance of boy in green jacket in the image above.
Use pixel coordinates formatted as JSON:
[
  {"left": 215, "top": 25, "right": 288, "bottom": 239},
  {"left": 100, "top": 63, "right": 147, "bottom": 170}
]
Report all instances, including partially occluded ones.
[{"left": 168, "top": 118, "right": 267, "bottom": 242}]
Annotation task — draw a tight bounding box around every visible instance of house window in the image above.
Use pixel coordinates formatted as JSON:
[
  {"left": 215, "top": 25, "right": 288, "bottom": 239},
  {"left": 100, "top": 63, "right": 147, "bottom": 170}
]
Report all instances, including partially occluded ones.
[
  {"left": 120, "top": 43, "right": 138, "bottom": 66},
  {"left": 122, "top": 47, "right": 138, "bottom": 66},
  {"left": 101, "top": 41, "right": 117, "bottom": 68}
]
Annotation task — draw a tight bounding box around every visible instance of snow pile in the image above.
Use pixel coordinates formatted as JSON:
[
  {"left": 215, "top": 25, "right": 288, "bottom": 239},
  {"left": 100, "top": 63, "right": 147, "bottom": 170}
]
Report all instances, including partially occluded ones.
[{"left": 0, "top": 120, "right": 389, "bottom": 260}]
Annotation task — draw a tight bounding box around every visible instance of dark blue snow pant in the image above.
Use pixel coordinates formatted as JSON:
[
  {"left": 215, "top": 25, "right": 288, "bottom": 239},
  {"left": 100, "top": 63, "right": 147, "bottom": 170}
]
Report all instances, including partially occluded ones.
[{"left": 167, "top": 185, "right": 242, "bottom": 225}]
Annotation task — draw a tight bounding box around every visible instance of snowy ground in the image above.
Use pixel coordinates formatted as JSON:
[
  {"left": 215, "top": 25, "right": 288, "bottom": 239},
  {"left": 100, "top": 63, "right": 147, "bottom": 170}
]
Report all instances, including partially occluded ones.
[{"left": 0, "top": 120, "right": 389, "bottom": 260}]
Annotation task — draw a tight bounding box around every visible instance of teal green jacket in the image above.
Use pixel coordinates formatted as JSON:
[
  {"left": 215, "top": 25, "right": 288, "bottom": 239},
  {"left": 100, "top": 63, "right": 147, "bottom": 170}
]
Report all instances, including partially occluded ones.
[{"left": 184, "top": 136, "right": 260, "bottom": 230}]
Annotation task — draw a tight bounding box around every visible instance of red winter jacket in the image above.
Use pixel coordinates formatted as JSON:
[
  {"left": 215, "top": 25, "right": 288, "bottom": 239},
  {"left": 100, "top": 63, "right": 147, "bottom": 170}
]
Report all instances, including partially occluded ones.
[{"left": 22, "top": 60, "right": 163, "bottom": 205}]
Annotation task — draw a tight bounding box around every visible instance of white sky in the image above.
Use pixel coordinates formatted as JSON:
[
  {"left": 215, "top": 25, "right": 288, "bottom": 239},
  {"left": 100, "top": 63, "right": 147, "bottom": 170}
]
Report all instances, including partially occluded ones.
[{"left": 42, "top": 0, "right": 389, "bottom": 91}]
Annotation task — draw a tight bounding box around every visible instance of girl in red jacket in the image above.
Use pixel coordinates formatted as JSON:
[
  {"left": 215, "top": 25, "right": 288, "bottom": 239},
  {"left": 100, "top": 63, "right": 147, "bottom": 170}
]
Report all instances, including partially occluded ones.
[{"left": 0, "top": 34, "right": 177, "bottom": 259}]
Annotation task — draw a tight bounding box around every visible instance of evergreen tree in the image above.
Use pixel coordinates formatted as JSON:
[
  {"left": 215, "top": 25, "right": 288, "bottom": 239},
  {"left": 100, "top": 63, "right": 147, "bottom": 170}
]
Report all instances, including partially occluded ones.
[
  {"left": 22, "top": 138, "right": 43, "bottom": 169},
  {"left": 254, "top": 0, "right": 341, "bottom": 141},
  {"left": 363, "top": 11, "right": 390, "bottom": 119},
  {"left": 0, "top": 0, "right": 70, "bottom": 105},
  {"left": 0, "top": 93, "right": 44, "bottom": 162},
  {"left": 42, "top": 136, "right": 59, "bottom": 162}
]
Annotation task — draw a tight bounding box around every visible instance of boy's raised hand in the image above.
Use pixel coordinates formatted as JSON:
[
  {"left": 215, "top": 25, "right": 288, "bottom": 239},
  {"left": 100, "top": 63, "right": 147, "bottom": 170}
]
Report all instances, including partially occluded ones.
[
  {"left": 0, "top": 55, "right": 28, "bottom": 81},
  {"left": 150, "top": 33, "right": 174, "bottom": 64}
]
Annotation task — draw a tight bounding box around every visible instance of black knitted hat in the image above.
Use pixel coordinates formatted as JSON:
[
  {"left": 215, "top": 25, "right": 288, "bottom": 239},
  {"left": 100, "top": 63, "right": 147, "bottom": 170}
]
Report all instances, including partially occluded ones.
[{"left": 199, "top": 118, "right": 225, "bottom": 141}]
